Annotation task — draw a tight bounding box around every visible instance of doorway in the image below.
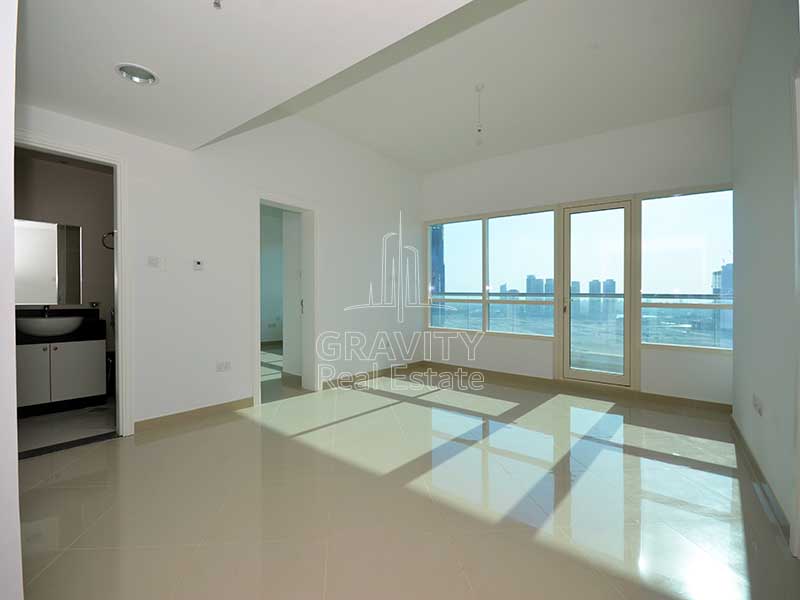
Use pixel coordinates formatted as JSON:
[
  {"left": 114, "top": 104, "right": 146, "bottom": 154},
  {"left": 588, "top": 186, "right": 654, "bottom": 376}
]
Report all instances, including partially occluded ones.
[
  {"left": 13, "top": 146, "right": 121, "bottom": 456},
  {"left": 258, "top": 202, "right": 307, "bottom": 403},
  {"left": 563, "top": 201, "right": 631, "bottom": 386}
]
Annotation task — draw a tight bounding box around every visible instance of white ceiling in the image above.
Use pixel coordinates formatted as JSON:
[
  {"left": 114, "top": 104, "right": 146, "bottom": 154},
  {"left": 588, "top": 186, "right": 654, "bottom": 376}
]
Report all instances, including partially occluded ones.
[
  {"left": 301, "top": 0, "right": 752, "bottom": 172},
  {"left": 15, "top": 0, "right": 472, "bottom": 148}
]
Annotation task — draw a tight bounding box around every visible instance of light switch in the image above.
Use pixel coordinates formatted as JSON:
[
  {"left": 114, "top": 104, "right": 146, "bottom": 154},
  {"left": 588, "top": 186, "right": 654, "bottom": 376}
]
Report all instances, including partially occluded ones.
[{"left": 193, "top": 259, "right": 204, "bottom": 271}]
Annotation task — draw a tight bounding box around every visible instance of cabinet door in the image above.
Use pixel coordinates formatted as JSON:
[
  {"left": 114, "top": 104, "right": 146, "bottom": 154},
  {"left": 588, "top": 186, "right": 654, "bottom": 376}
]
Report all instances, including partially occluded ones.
[
  {"left": 16, "top": 345, "right": 51, "bottom": 407},
  {"left": 50, "top": 340, "right": 106, "bottom": 402}
]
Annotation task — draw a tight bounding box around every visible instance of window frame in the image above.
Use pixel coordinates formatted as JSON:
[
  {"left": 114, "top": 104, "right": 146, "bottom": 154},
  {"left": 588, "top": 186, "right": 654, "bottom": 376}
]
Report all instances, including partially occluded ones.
[
  {"left": 424, "top": 184, "right": 734, "bottom": 367},
  {"left": 426, "top": 207, "right": 557, "bottom": 340}
]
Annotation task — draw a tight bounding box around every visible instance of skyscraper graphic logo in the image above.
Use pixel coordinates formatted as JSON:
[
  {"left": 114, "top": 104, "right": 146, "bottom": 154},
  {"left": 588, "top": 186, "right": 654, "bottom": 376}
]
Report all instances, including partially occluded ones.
[{"left": 344, "top": 211, "right": 428, "bottom": 323}]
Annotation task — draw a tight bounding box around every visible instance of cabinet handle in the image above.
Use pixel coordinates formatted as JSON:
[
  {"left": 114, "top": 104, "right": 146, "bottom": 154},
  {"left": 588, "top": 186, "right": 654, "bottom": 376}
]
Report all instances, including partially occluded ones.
[
  {"left": 53, "top": 346, "right": 58, "bottom": 351},
  {"left": 42, "top": 346, "right": 48, "bottom": 352}
]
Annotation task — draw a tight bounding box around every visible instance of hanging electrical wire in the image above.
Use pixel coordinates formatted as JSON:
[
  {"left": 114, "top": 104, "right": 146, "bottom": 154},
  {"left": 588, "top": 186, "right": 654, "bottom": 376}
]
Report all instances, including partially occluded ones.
[{"left": 475, "top": 83, "right": 485, "bottom": 146}]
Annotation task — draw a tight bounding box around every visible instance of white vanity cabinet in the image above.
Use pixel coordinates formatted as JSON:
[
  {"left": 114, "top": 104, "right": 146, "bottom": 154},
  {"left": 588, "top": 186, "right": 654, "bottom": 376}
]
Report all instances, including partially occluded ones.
[
  {"left": 50, "top": 340, "right": 106, "bottom": 402},
  {"left": 16, "top": 340, "right": 106, "bottom": 407},
  {"left": 16, "top": 344, "right": 51, "bottom": 407}
]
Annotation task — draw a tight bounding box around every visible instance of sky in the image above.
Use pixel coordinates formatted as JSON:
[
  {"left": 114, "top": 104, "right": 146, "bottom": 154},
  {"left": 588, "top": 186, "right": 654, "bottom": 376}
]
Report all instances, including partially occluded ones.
[{"left": 435, "top": 190, "right": 733, "bottom": 295}]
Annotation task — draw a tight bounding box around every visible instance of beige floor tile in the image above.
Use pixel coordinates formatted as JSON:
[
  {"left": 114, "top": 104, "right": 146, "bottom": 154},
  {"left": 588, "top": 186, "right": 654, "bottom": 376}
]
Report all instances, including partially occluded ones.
[
  {"left": 18, "top": 441, "right": 106, "bottom": 492},
  {"left": 205, "top": 476, "right": 331, "bottom": 543},
  {"left": 173, "top": 540, "right": 326, "bottom": 600},
  {"left": 325, "top": 530, "right": 472, "bottom": 600},
  {"left": 23, "top": 547, "right": 183, "bottom": 599},
  {"left": 20, "top": 485, "right": 115, "bottom": 551},
  {"left": 452, "top": 530, "right": 626, "bottom": 600},
  {"left": 72, "top": 485, "right": 225, "bottom": 548}
]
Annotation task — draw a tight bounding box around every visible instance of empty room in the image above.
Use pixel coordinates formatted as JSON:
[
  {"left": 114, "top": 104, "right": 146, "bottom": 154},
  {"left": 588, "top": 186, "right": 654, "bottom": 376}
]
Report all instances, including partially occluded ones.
[{"left": 2, "top": 1, "right": 800, "bottom": 599}]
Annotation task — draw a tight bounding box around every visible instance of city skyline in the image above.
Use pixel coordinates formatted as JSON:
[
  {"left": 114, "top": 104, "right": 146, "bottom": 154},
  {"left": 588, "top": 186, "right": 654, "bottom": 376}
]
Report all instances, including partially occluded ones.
[{"left": 491, "top": 262, "right": 732, "bottom": 297}]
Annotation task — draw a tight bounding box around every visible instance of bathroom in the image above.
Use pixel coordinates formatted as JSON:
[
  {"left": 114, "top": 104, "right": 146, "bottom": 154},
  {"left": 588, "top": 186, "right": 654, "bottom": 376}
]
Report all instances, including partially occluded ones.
[{"left": 14, "top": 147, "right": 117, "bottom": 456}]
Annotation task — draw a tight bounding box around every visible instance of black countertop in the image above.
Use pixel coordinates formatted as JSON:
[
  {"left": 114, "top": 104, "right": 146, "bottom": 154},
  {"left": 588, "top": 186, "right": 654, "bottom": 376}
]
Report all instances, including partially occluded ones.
[{"left": 15, "top": 307, "right": 107, "bottom": 346}]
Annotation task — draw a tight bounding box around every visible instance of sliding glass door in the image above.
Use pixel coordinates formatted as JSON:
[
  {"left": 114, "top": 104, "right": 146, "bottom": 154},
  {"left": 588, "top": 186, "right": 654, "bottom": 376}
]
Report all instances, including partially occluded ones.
[{"left": 563, "top": 202, "right": 630, "bottom": 385}]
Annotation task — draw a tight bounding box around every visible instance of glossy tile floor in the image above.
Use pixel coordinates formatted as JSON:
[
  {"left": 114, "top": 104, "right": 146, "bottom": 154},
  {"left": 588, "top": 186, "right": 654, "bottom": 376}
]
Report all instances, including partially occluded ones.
[{"left": 18, "top": 373, "right": 800, "bottom": 599}]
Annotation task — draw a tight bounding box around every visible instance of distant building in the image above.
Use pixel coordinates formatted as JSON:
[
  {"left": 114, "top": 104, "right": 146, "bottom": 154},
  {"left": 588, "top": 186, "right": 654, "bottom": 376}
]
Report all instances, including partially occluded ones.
[
  {"left": 430, "top": 224, "right": 445, "bottom": 294},
  {"left": 526, "top": 275, "right": 544, "bottom": 296},
  {"left": 571, "top": 281, "right": 580, "bottom": 295},
  {"left": 712, "top": 262, "right": 734, "bottom": 299},
  {"left": 589, "top": 280, "right": 602, "bottom": 316},
  {"left": 603, "top": 279, "right": 617, "bottom": 316},
  {"left": 712, "top": 262, "right": 734, "bottom": 334},
  {"left": 545, "top": 278, "right": 554, "bottom": 296},
  {"left": 499, "top": 283, "right": 508, "bottom": 295}
]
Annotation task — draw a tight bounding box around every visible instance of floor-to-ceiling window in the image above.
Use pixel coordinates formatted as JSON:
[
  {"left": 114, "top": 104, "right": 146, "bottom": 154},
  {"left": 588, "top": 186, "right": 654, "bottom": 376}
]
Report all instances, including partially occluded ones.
[{"left": 640, "top": 190, "right": 733, "bottom": 349}]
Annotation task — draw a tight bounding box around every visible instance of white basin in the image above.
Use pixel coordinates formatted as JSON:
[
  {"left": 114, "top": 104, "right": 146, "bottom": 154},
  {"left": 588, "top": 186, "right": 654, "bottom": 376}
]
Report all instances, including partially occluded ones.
[{"left": 17, "top": 316, "right": 84, "bottom": 337}]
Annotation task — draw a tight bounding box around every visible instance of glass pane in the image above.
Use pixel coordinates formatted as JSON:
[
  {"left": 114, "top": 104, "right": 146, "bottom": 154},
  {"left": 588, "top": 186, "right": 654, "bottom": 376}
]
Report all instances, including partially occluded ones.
[
  {"left": 569, "top": 208, "right": 625, "bottom": 375},
  {"left": 488, "top": 303, "right": 554, "bottom": 336},
  {"left": 429, "top": 220, "right": 482, "bottom": 300},
  {"left": 487, "top": 211, "right": 554, "bottom": 302},
  {"left": 641, "top": 190, "right": 733, "bottom": 302},
  {"left": 642, "top": 307, "right": 732, "bottom": 349},
  {"left": 430, "top": 302, "right": 483, "bottom": 330}
]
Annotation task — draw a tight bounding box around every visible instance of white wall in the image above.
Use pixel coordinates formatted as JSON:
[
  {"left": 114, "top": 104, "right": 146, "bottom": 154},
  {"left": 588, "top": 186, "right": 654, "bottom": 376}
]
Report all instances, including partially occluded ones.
[
  {"left": 641, "top": 347, "right": 732, "bottom": 405},
  {"left": 433, "top": 334, "right": 553, "bottom": 380},
  {"left": 422, "top": 107, "right": 733, "bottom": 403},
  {"left": 282, "top": 211, "right": 302, "bottom": 376},
  {"left": 731, "top": 0, "right": 800, "bottom": 530},
  {"left": 422, "top": 107, "right": 731, "bottom": 221},
  {"left": 15, "top": 104, "right": 423, "bottom": 422},
  {"left": 259, "top": 204, "right": 283, "bottom": 342},
  {"left": 1, "top": 1, "right": 24, "bottom": 597}
]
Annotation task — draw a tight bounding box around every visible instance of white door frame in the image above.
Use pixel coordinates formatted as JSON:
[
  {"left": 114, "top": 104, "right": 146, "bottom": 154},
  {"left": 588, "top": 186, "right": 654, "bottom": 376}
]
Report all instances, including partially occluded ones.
[
  {"left": 562, "top": 199, "right": 632, "bottom": 386},
  {"left": 252, "top": 194, "right": 318, "bottom": 407},
  {"left": 13, "top": 129, "right": 134, "bottom": 436},
  {"left": 790, "top": 69, "right": 800, "bottom": 558}
]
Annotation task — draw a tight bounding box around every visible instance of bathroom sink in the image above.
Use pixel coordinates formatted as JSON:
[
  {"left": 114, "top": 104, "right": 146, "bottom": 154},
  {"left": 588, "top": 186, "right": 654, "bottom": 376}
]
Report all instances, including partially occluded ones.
[{"left": 16, "top": 316, "right": 84, "bottom": 337}]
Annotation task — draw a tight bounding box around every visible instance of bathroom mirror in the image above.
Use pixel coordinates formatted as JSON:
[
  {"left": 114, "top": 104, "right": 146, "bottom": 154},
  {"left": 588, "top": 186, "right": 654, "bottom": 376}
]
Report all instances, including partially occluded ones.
[{"left": 14, "top": 219, "right": 82, "bottom": 305}]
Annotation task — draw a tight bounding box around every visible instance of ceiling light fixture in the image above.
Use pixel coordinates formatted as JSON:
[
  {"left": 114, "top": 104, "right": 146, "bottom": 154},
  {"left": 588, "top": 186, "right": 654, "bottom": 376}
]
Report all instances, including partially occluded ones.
[{"left": 115, "top": 63, "right": 159, "bottom": 85}]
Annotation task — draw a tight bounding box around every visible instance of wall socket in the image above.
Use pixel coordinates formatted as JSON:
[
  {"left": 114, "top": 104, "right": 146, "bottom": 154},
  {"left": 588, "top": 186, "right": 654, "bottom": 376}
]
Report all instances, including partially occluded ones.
[
  {"left": 216, "top": 360, "right": 232, "bottom": 373},
  {"left": 752, "top": 393, "right": 764, "bottom": 416}
]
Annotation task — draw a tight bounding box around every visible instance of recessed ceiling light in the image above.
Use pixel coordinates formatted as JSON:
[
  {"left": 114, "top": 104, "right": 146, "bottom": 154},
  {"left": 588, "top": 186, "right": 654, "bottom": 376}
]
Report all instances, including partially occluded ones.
[{"left": 115, "top": 63, "right": 159, "bottom": 85}]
